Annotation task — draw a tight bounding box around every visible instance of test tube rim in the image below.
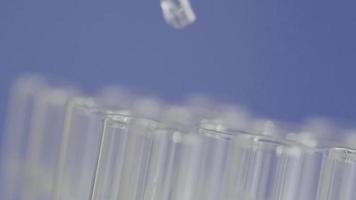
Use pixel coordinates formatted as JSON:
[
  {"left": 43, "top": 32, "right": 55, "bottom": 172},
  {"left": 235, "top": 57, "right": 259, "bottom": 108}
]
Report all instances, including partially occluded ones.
[{"left": 328, "top": 147, "right": 356, "bottom": 163}]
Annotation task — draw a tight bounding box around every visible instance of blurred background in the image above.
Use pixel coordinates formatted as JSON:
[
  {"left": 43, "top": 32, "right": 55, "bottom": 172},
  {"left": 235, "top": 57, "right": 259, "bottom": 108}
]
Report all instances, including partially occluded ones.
[{"left": 0, "top": 0, "right": 355, "bottom": 135}]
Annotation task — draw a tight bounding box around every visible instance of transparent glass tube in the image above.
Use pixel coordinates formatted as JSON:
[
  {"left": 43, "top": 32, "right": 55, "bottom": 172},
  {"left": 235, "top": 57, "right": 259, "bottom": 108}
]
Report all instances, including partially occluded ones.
[
  {"left": 0, "top": 74, "right": 48, "bottom": 200},
  {"left": 115, "top": 118, "right": 163, "bottom": 200},
  {"left": 22, "top": 87, "right": 76, "bottom": 200},
  {"left": 91, "top": 115, "right": 210, "bottom": 200},
  {"left": 292, "top": 147, "right": 325, "bottom": 200},
  {"left": 90, "top": 116, "right": 132, "bottom": 200},
  {"left": 285, "top": 124, "right": 349, "bottom": 200},
  {"left": 193, "top": 128, "right": 233, "bottom": 200},
  {"left": 143, "top": 106, "right": 207, "bottom": 200},
  {"left": 114, "top": 118, "right": 229, "bottom": 200},
  {"left": 90, "top": 111, "right": 181, "bottom": 200},
  {"left": 316, "top": 147, "right": 356, "bottom": 200},
  {"left": 136, "top": 124, "right": 180, "bottom": 200},
  {"left": 133, "top": 126, "right": 205, "bottom": 200},
  {"left": 222, "top": 133, "right": 304, "bottom": 200},
  {"left": 52, "top": 97, "right": 129, "bottom": 200}
]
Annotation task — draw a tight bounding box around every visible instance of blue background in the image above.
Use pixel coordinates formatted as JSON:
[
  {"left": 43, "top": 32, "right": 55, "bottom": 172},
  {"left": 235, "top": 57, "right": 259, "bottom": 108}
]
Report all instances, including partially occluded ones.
[{"left": 0, "top": 0, "right": 355, "bottom": 134}]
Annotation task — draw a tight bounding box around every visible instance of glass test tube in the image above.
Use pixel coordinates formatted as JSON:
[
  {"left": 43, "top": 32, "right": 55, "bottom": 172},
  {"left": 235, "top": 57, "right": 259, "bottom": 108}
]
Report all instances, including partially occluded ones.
[
  {"left": 146, "top": 105, "right": 236, "bottom": 200},
  {"left": 133, "top": 126, "right": 205, "bottom": 200},
  {"left": 90, "top": 95, "right": 163, "bottom": 200},
  {"left": 0, "top": 74, "right": 48, "bottom": 200},
  {"left": 284, "top": 133, "right": 327, "bottom": 200},
  {"left": 90, "top": 115, "right": 132, "bottom": 200},
  {"left": 22, "top": 87, "right": 77, "bottom": 200},
  {"left": 293, "top": 146, "right": 325, "bottom": 200},
  {"left": 222, "top": 133, "right": 304, "bottom": 200},
  {"left": 123, "top": 125, "right": 228, "bottom": 200},
  {"left": 115, "top": 118, "right": 164, "bottom": 200},
  {"left": 150, "top": 105, "right": 207, "bottom": 200},
  {"left": 285, "top": 123, "right": 349, "bottom": 200},
  {"left": 193, "top": 128, "right": 233, "bottom": 200},
  {"left": 52, "top": 97, "right": 129, "bottom": 200},
  {"left": 91, "top": 112, "right": 209, "bottom": 200},
  {"left": 316, "top": 147, "right": 356, "bottom": 200}
]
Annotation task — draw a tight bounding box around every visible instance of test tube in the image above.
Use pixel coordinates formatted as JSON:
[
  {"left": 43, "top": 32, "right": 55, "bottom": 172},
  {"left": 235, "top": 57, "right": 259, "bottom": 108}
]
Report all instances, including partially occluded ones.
[
  {"left": 133, "top": 126, "right": 205, "bottom": 200},
  {"left": 141, "top": 106, "right": 233, "bottom": 200},
  {"left": 116, "top": 104, "right": 199, "bottom": 200},
  {"left": 193, "top": 128, "right": 233, "bottom": 200},
  {"left": 316, "top": 147, "right": 356, "bottom": 200},
  {"left": 91, "top": 117, "right": 164, "bottom": 200},
  {"left": 285, "top": 119, "right": 348, "bottom": 200},
  {"left": 222, "top": 132, "right": 304, "bottom": 200},
  {"left": 52, "top": 96, "right": 130, "bottom": 200},
  {"left": 90, "top": 115, "right": 132, "bottom": 200},
  {"left": 22, "top": 87, "right": 77, "bottom": 200},
  {"left": 293, "top": 146, "right": 326, "bottom": 200},
  {"left": 115, "top": 118, "right": 164, "bottom": 200},
  {"left": 91, "top": 103, "right": 208, "bottom": 200},
  {"left": 136, "top": 124, "right": 182, "bottom": 200},
  {"left": 284, "top": 132, "right": 328, "bottom": 200},
  {"left": 0, "top": 74, "right": 48, "bottom": 200},
  {"left": 71, "top": 87, "right": 163, "bottom": 199}
]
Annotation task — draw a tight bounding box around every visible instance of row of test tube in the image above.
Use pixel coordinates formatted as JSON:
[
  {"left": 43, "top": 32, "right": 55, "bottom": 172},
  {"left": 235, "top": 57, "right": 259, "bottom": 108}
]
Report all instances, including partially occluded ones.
[{"left": 0, "top": 74, "right": 356, "bottom": 200}]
